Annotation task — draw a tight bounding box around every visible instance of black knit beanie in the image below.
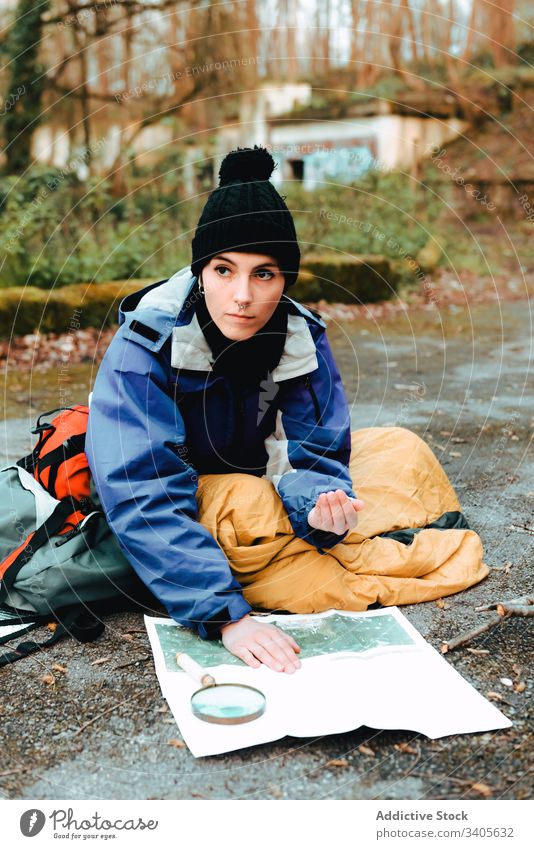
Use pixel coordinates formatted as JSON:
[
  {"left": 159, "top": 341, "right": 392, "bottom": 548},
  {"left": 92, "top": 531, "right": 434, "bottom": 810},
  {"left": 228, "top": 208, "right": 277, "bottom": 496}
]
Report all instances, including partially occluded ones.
[{"left": 191, "top": 145, "right": 301, "bottom": 290}]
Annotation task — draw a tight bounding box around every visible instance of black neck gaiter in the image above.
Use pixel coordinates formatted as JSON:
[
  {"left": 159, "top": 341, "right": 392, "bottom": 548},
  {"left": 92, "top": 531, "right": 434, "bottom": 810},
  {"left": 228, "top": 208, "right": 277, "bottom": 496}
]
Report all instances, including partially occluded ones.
[{"left": 194, "top": 287, "right": 289, "bottom": 389}]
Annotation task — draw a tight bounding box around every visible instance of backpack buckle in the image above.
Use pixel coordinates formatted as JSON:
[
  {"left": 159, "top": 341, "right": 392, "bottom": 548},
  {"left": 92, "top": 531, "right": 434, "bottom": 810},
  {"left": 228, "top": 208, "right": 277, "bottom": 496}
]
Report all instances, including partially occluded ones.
[
  {"left": 30, "top": 423, "right": 52, "bottom": 435},
  {"left": 54, "top": 525, "right": 82, "bottom": 547}
]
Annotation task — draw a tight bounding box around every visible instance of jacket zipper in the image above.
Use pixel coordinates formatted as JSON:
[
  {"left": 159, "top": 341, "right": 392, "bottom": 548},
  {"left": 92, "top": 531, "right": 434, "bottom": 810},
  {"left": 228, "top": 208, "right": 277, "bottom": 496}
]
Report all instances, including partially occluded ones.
[
  {"left": 305, "top": 375, "right": 323, "bottom": 425},
  {"left": 234, "top": 394, "right": 245, "bottom": 445}
]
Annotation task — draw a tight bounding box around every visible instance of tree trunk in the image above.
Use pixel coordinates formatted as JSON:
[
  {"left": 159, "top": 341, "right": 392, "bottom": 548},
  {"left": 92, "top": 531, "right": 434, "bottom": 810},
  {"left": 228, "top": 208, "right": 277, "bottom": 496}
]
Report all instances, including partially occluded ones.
[
  {"left": 350, "top": 0, "right": 360, "bottom": 71},
  {"left": 4, "top": 0, "right": 52, "bottom": 174},
  {"left": 71, "top": 23, "right": 92, "bottom": 170},
  {"left": 486, "top": 0, "right": 516, "bottom": 67},
  {"left": 403, "top": 0, "right": 419, "bottom": 64},
  {"left": 285, "top": 0, "right": 298, "bottom": 80},
  {"left": 463, "top": 0, "right": 480, "bottom": 60}
]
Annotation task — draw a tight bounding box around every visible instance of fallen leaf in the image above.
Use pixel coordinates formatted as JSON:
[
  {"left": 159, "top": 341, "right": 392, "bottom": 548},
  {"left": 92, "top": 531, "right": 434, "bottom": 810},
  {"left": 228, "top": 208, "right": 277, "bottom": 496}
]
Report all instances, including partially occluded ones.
[
  {"left": 451, "top": 437, "right": 468, "bottom": 443},
  {"left": 486, "top": 691, "right": 509, "bottom": 703},
  {"left": 514, "top": 681, "right": 526, "bottom": 693},
  {"left": 41, "top": 673, "right": 56, "bottom": 685},
  {"left": 394, "top": 742, "right": 418, "bottom": 755},
  {"left": 449, "top": 451, "right": 462, "bottom": 458},
  {"left": 156, "top": 705, "right": 169, "bottom": 713},
  {"left": 51, "top": 663, "right": 67, "bottom": 673},
  {"left": 500, "top": 677, "right": 513, "bottom": 687},
  {"left": 466, "top": 648, "right": 490, "bottom": 656},
  {"left": 471, "top": 782, "right": 493, "bottom": 797},
  {"left": 358, "top": 745, "right": 375, "bottom": 757},
  {"left": 91, "top": 657, "right": 111, "bottom": 666},
  {"left": 489, "top": 561, "right": 512, "bottom": 573},
  {"left": 47, "top": 622, "right": 57, "bottom": 632},
  {"left": 439, "top": 430, "right": 451, "bottom": 436},
  {"left": 121, "top": 633, "right": 135, "bottom": 642},
  {"left": 435, "top": 598, "right": 450, "bottom": 610},
  {"left": 269, "top": 784, "right": 284, "bottom": 798},
  {"left": 327, "top": 758, "right": 348, "bottom": 768},
  {"left": 512, "top": 664, "right": 522, "bottom": 677},
  {"left": 167, "top": 738, "right": 186, "bottom": 749}
]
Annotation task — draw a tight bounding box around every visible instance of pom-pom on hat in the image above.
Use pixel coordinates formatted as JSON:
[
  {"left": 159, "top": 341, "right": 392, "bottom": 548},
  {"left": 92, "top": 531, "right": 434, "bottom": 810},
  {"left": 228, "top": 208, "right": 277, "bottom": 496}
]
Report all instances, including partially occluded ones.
[{"left": 190, "top": 145, "right": 301, "bottom": 290}]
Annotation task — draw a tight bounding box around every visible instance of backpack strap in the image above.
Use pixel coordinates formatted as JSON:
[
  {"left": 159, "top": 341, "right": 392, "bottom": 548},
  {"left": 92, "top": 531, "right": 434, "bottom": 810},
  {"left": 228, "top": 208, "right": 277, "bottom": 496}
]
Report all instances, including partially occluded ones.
[
  {"left": 33, "top": 433, "right": 86, "bottom": 474},
  {"left": 17, "top": 426, "right": 56, "bottom": 475},
  {"left": 16, "top": 406, "right": 77, "bottom": 472},
  {"left": 0, "top": 605, "right": 105, "bottom": 668},
  {"left": 30, "top": 432, "right": 87, "bottom": 494},
  {"left": 0, "top": 626, "right": 65, "bottom": 667},
  {"left": 0, "top": 606, "right": 43, "bottom": 646},
  {"left": 33, "top": 406, "right": 77, "bottom": 430},
  {"left": 17, "top": 406, "right": 87, "bottom": 483},
  {"left": 0, "top": 495, "right": 80, "bottom": 602}
]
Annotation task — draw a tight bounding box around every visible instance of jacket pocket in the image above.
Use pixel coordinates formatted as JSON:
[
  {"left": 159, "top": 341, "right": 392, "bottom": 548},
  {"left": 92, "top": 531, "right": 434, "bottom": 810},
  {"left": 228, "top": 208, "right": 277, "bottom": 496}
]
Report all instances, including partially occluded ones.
[{"left": 304, "top": 375, "right": 323, "bottom": 425}]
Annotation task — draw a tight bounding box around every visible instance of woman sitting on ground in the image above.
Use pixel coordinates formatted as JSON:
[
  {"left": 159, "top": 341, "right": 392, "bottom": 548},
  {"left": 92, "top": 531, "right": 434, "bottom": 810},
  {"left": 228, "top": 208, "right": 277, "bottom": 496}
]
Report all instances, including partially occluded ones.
[{"left": 86, "top": 145, "right": 366, "bottom": 673}]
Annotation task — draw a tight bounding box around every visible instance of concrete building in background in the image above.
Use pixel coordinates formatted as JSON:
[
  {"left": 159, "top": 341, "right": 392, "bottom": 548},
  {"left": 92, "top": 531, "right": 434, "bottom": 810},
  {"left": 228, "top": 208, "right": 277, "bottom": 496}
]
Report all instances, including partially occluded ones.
[
  {"left": 28, "top": 81, "right": 467, "bottom": 190},
  {"left": 216, "top": 84, "right": 468, "bottom": 189}
]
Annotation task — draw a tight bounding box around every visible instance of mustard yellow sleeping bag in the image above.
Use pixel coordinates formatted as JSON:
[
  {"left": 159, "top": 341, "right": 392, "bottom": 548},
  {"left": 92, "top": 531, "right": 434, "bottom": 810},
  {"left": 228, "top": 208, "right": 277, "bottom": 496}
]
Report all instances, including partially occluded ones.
[{"left": 196, "top": 426, "right": 489, "bottom": 614}]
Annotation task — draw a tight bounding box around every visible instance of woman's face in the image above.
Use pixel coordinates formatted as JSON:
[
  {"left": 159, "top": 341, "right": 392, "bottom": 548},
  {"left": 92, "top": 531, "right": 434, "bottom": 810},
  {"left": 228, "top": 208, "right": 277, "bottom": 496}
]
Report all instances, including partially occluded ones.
[{"left": 200, "top": 251, "right": 286, "bottom": 340}]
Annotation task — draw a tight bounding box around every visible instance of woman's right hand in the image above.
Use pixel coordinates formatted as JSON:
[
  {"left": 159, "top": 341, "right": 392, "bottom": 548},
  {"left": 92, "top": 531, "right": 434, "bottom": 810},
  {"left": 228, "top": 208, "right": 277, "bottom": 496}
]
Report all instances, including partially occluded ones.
[{"left": 220, "top": 615, "right": 301, "bottom": 673}]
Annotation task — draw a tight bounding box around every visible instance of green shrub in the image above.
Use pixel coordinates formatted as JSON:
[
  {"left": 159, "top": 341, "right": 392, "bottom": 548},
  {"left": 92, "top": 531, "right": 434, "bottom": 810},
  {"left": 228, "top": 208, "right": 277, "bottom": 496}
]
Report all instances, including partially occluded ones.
[
  {"left": 415, "top": 236, "right": 442, "bottom": 273},
  {"left": 0, "top": 166, "right": 440, "bottom": 289},
  {"left": 0, "top": 167, "right": 192, "bottom": 289},
  {"left": 0, "top": 287, "right": 48, "bottom": 337},
  {"left": 0, "top": 280, "right": 151, "bottom": 337},
  {"left": 284, "top": 176, "right": 439, "bottom": 266},
  {"left": 0, "top": 253, "right": 401, "bottom": 338},
  {"left": 294, "top": 254, "right": 397, "bottom": 303}
]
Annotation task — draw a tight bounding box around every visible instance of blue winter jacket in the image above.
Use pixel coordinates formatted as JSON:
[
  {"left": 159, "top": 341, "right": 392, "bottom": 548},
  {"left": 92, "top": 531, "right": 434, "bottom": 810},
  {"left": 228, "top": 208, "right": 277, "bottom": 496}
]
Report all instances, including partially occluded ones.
[{"left": 85, "top": 265, "right": 357, "bottom": 639}]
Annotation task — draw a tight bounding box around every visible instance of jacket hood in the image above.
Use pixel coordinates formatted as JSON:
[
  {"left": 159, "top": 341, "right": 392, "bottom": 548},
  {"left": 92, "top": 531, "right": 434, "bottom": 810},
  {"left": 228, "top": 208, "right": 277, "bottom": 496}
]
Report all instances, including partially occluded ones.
[{"left": 118, "top": 265, "right": 196, "bottom": 324}]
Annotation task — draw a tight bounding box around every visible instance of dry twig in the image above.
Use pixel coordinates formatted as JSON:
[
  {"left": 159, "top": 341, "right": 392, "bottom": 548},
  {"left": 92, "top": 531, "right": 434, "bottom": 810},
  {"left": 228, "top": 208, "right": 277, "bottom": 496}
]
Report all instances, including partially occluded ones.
[
  {"left": 476, "top": 595, "right": 534, "bottom": 617},
  {"left": 441, "top": 595, "right": 533, "bottom": 653},
  {"left": 509, "top": 524, "right": 534, "bottom": 535},
  {"left": 441, "top": 613, "right": 504, "bottom": 653},
  {"left": 114, "top": 655, "right": 150, "bottom": 670}
]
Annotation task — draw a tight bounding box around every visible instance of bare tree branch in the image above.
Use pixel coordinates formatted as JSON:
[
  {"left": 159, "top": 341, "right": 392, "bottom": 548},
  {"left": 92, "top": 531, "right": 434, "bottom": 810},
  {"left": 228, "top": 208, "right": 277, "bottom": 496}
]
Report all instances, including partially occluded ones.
[{"left": 442, "top": 595, "right": 533, "bottom": 653}]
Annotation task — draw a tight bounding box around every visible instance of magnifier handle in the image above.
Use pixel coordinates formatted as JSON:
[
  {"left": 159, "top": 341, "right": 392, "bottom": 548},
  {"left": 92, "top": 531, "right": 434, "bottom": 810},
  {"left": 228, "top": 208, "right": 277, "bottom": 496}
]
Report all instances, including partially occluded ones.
[{"left": 176, "top": 652, "right": 216, "bottom": 686}]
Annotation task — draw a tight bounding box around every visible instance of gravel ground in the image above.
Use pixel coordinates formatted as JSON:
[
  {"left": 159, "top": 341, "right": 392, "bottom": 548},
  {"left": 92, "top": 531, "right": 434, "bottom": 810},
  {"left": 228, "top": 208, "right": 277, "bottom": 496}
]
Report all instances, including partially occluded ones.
[{"left": 0, "top": 297, "right": 532, "bottom": 801}]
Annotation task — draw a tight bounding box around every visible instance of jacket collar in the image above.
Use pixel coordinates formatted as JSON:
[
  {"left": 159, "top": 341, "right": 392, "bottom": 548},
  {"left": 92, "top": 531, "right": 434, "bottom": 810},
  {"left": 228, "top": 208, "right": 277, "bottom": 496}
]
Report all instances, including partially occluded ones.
[
  {"left": 119, "top": 265, "right": 324, "bottom": 383},
  {"left": 169, "top": 310, "right": 318, "bottom": 382}
]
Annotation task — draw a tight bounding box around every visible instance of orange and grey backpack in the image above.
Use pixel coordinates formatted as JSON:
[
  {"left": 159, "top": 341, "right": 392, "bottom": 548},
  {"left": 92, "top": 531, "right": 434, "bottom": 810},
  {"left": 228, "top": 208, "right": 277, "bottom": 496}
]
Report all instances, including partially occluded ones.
[{"left": 0, "top": 405, "right": 152, "bottom": 667}]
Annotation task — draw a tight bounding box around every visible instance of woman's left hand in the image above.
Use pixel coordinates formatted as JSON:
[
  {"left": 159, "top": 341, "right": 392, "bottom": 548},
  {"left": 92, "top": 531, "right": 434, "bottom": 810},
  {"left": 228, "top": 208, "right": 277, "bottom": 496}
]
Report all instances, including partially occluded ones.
[{"left": 307, "top": 490, "right": 365, "bottom": 535}]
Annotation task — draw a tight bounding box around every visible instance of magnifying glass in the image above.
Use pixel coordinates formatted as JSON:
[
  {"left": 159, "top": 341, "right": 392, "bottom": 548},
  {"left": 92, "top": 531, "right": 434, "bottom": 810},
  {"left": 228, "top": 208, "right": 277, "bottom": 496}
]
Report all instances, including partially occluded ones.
[{"left": 176, "top": 652, "right": 266, "bottom": 725}]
